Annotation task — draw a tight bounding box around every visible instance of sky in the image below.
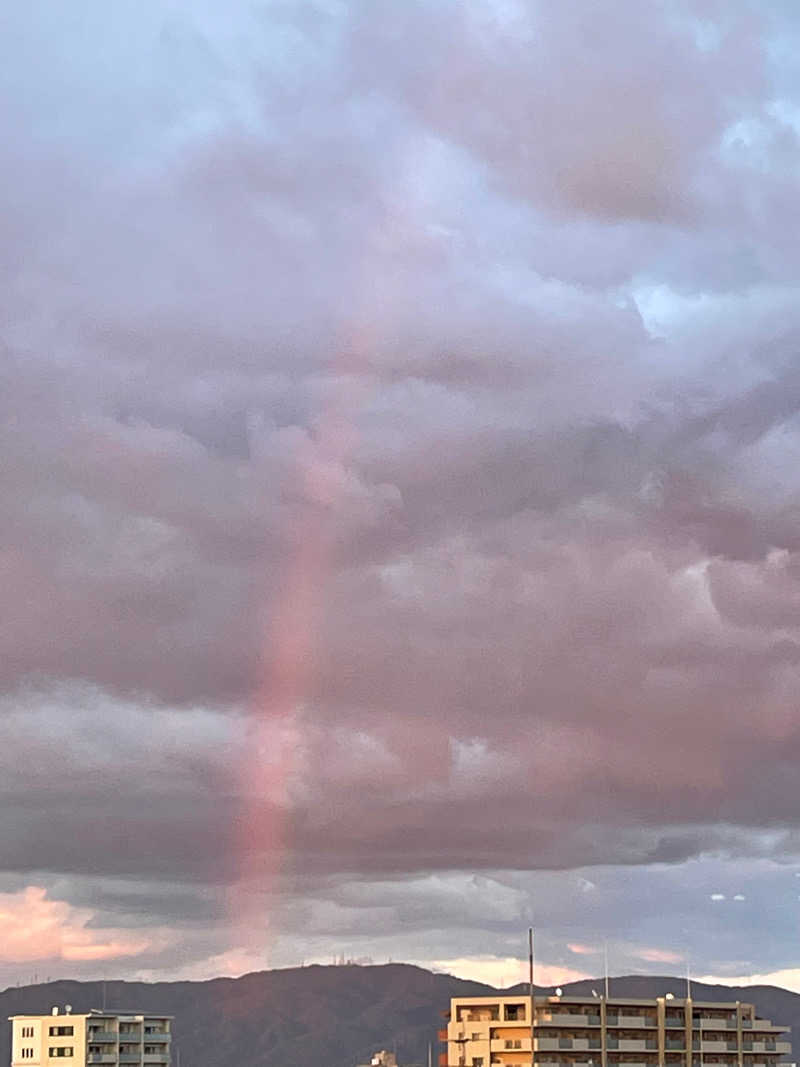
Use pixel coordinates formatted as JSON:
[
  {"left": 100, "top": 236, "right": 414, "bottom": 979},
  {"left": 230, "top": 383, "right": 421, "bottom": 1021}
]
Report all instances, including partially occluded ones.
[{"left": 3, "top": 0, "right": 800, "bottom": 994}]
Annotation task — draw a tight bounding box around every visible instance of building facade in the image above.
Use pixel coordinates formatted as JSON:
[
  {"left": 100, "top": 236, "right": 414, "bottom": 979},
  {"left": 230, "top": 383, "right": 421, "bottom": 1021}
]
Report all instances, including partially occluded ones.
[
  {"left": 9, "top": 1009, "right": 171, "bottom": 1067},
  {"left": 439, "top": 994, "right": 791, "bottom": 1067}
]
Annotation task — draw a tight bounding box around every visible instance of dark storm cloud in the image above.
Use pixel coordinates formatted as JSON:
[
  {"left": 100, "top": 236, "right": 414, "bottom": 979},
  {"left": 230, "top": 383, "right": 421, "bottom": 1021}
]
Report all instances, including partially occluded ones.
[{"left": 3, "top": 0, "right": 800, "bottom": 980}]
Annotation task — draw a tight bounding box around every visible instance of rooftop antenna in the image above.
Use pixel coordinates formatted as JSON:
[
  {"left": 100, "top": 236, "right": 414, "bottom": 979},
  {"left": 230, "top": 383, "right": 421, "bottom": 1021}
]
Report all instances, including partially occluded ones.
[
  {"left": 687, "top": 959, "right": 692, "bottom": 1001},
  {"left": 428, "top": 1041, "right": 432, "bottom": 1067},
  {"left": 529, "top": 927, "right": 535, "bottom": 1067},
  {"left": 604, "top": 941, "right": 610, "bottom": 1000}
]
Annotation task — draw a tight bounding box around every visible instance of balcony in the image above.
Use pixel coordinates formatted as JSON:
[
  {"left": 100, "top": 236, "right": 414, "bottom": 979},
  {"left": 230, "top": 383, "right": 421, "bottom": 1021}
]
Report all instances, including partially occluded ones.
[
  {"left": 87, "top": 1032, "right": 117, "bottom": 1043},
  {"left": 538, "top": 1061, "right": 593, "bottom": 1067},
  {"left": 617, "top": 1040, "right": 658, "bottom": 1051},
  {"left": 119, "top": 1056, "right": 141, "bottom": 1064},
  {"left": 144, "top": 1054, "right": 169, "bottom": 1062},
  {"left": 142, "top": 1033, "right": 169, "bottom": 1043},
  {"left": 702, "top": 1042, "right": 731, "bottom": 1052},
  {"left": 666, "top": 1040, "right": 686, "bottom": 1050},
  {"left": 538, "top": 1014, "right": 599, "bottom": 1027},
  {"left": 87, "top": 1057, "right": 117, "bottom": 1064}
]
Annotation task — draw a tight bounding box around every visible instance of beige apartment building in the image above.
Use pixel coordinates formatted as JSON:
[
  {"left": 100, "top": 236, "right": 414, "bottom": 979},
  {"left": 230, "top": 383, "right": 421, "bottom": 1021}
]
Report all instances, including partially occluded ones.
[
  {"left": 439, "top": 993, "right": 791, "bottom": 1067},
  {"left": 9, "top": 1008, "right": 171, "bottom": 1067}
]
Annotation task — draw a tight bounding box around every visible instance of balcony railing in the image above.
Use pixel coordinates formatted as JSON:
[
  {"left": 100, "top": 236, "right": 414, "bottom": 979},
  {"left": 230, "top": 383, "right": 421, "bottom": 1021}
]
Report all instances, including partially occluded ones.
[{"left": 538, "top": 1014, "right": 600, "bottom": 1027}]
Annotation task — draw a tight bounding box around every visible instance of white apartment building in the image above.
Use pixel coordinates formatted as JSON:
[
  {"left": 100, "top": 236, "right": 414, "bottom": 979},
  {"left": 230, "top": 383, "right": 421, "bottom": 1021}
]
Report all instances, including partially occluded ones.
[{"left": 9, "top": 1008, "right": 171, "bottom": 1067}]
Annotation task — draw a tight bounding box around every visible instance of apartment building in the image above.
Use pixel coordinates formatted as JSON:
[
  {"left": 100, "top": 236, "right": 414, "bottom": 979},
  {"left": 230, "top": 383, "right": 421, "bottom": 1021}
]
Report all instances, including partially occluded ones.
[
  {"left": 9, "top": 1008, "right": 172, "bottom": 1067},
  {"left": 439, "top": 993, "right": 791, "bottom": 1067}
]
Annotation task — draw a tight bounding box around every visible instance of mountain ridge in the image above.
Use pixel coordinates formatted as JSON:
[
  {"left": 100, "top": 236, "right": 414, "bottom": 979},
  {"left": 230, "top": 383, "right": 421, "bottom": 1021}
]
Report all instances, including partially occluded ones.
[{"left": 2, "top": 964, "right": 796, "bottom": 1067}]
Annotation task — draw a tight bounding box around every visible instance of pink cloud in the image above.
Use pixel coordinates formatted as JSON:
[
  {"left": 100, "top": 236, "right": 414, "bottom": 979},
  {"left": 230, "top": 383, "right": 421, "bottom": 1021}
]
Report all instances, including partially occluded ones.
[
  {"left": 568, "top": 943, "right": 599, "bottom": 956},
  {"left": 637, "top": 947, "right": 685, "bottom": 964},
  {"left": 0, "top": 886, "right": 170, "bottom": 963},
  {"left": 430, "top": 956, "right": 592, "bottom": 988}
]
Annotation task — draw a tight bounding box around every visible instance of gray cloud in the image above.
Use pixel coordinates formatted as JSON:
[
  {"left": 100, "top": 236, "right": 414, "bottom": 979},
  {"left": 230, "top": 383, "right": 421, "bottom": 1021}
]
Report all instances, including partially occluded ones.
[{"left": 2, "top": 0, "right": 800, "bottom": 983}]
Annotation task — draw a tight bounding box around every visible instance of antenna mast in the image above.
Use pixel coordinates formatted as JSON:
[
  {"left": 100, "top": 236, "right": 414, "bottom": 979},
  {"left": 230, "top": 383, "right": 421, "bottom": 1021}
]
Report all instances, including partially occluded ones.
[
  {"left": 529, "top": 927, "right": 536, "bottom": 1067},
  {"left": 604, "top": 942, "right": 610, "bottom": 1001}
]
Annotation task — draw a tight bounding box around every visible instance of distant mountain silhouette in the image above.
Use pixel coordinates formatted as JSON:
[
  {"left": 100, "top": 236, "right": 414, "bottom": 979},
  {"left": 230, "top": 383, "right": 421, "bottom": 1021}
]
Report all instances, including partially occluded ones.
[{"left": 1, "top": 964, "right": 796, "bottom": 1067}]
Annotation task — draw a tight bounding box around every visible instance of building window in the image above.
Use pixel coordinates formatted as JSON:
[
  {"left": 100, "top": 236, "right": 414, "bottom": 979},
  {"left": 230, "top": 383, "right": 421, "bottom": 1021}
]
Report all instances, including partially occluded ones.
[
  {"left": 21, "top": 1027, "right": 35, "bottom": 1038},
  {"left": 48, "top": 1047, "right": 74, "bottom": 1057},
  {"left": 21, "top": 1050, "right": 34, "bottom": 1060},
  {"left": 472, "top": 1059, "right": 484, "bottom": 1067},
  {"left": 49, "top": 1026, "right": 74, "bottom": 1037}
]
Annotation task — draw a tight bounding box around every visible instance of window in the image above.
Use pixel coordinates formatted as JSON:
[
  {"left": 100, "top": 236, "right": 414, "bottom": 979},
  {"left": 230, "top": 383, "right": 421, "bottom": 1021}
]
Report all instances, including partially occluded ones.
[
  {"left": 21, "top": 1050, "right": 34, "bottom": 1060},
  {"left": 472, "top": 1059, "right": 484, "bottom": 1067},
  {"left": 49, "top": 1026, "right": 74, "bottom": 1037},
  {"left": 48, "top": 1047, "right": 74, "bottom": 1057},
  {"left": 21, "top": 1027, "right": 35, "bottom": 1038}
]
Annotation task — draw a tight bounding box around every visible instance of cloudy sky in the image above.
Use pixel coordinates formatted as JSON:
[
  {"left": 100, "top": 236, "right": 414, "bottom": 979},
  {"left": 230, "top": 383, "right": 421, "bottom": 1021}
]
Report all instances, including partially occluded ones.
[{"left": 4, "top": 0, "right": 800, "bottom": 994}]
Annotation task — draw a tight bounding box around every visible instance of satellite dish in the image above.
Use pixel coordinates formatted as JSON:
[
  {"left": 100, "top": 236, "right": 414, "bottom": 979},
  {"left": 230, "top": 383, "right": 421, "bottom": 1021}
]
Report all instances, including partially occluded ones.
[
  {"left": 666, "top": 993, "right": 675, "bottom": 1001},
  {"left": 555, "top": 987, "right": 563, "bottom": 997},
  {"left": 592, "top": 990, "right": 599, "bottom": 998},
  {"left": 65, "top": 1005, "right": 72, "bottom": 1015}
]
